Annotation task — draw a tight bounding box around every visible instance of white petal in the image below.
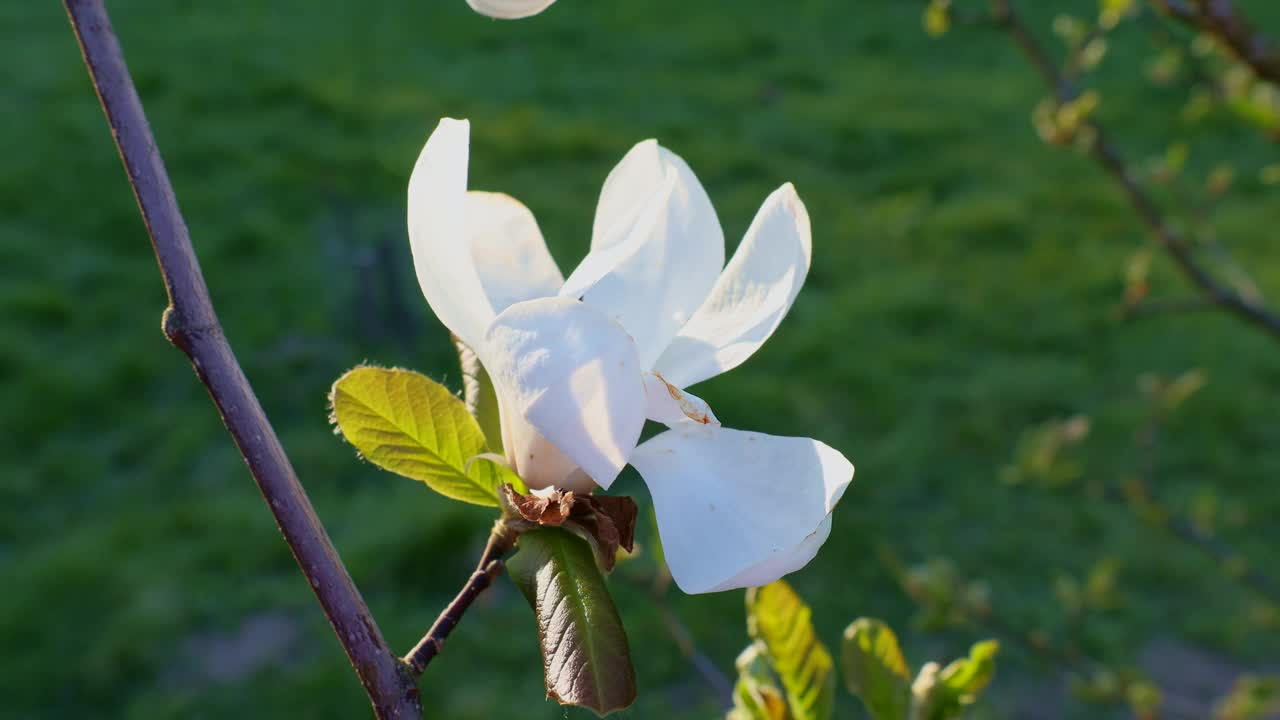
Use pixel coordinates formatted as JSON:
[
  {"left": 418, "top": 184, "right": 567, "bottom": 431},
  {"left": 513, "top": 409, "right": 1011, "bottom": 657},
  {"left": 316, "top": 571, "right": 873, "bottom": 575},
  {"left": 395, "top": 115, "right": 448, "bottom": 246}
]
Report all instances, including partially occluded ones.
[
  {"left": 653, "top": 183, "right": 812, "bottom": 388},
  {"left": 643, "top": 372, "right": 719, "bottom": 427},
  {"left": 466, "top": 0, "right": 557, "bottom": 19},
  {"left": 560, "top": 140, "right": 724, "bottom": 368},
  {"left": 709, "top": 514, "right": 831, "bottom": 592},
  {"left": 408, "top": 118, "right": 495, "bottom": 351},
  {"left": 467, "top": 191, "right": 564, "bottom": 314},
  {"left": 480, "top": 296, "right": 646, "bottom": 490},
  {"left": 630, "top": 425, "right": 853, "bottom": 594}
]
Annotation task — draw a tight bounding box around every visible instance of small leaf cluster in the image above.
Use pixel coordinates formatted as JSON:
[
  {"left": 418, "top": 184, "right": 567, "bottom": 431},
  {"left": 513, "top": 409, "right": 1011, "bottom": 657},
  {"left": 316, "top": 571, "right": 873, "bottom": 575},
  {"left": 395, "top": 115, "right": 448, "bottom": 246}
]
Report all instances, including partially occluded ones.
[
  {"left": 1069, "top": 667, "right": 1163, "bottom": 720},
  {"left": 1213, "top": 674, "right": 1280, "bottom": 720},
  {"left": 999, "top": 415, "right": 1090, "bottom": 490},
  {"left": 733, "top": 581, "right": 836, "bottom": 720},
  {"left": 727, "top": 580, "right": 999, "bottom": 720},
  {"left": 898, "top": 558, "right": 993, "bottom": 631}
]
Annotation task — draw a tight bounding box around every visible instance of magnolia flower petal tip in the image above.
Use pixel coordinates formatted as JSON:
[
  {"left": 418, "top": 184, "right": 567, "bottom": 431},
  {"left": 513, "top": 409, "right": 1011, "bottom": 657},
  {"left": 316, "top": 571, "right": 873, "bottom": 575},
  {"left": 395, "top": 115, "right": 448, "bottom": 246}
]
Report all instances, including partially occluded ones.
[
  {"left": 631, "top": 426, "right": 854, "bottom": 594},
  {"left": 565, "top": 137, "right": 724, "bottom": 367},
  {"left": 706, "top": 514, "right": 833, "bottom": 593},
  {"left": 467, "top": 0, "right": 558, "bottom": 19},
  {"left": 465, "top": 191, "right": 564, "bottom": 314},
  {"left": 408, "top": 116, "right": 498, "bottom": 351},
  {"left": 642, "top": 372, "right": 720, "bottom": 427},
  {"left": 652, "top": 182, "right": 813, "bottom": 388}
]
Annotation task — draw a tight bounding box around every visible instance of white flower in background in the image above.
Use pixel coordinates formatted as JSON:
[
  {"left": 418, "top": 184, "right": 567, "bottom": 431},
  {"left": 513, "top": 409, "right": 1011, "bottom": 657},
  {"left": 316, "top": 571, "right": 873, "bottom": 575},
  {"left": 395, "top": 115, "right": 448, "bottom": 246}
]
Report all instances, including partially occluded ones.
[
  {"left": 467, "top": 0, "right": 557, "bottom": 19},
  {"left": 408, "top": 118, "right": 854, "bottom": 594}
]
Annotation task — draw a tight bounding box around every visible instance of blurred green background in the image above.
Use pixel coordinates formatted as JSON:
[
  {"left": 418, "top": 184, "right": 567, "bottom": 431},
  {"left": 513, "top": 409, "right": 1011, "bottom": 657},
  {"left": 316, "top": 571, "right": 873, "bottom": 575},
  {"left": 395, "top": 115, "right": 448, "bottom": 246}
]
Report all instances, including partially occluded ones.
[{"left": 3, "top": 1, "right": 1278, "bottom": 718}]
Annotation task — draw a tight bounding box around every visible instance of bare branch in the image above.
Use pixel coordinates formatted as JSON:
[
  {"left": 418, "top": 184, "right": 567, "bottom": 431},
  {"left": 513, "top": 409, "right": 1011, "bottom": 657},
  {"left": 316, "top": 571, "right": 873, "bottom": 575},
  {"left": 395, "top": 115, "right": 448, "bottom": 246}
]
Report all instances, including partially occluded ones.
[
  {"left": 62, "top": 1, "right": 421, "bottom": 716},
  {"left": 989, "top": 0, "right": 1280, "bottom": 342},
  {"left": 1121, "top": 296, "right": 1215, "bottom": 320},
  {"left": 655, "top": 600, "right": 735, "bottom": 705},
  {"left": 1125, "top": 402, "right": 1280, "bottom": 603},
  {"left": 1149, "top": 0, "right": 1280, "bottom": 86},
  {"left": 404, "top": 522, "right": 518, "bottom": 675}
]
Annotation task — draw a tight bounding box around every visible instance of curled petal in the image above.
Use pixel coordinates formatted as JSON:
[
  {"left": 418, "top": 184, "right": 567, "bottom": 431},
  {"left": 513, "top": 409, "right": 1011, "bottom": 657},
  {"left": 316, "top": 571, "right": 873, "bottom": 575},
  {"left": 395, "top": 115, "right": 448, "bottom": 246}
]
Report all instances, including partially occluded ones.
[
  {"left": 643, "top": 372, "right": 719, "bottom": 427},
  {"left": 630, "top": 425, "right": 853, "bottom": 594},
  {"left": 466, "top": 0, "right": 557, "bottom": 19},
  {"left": 480, "top": 297, "right": 646, "bottom": 490},
  {"left": 561, "top": 140, "right": 724, "bottom": 368},
  {"left": 711, "top": 514, "right": 831, "bottom": 591},
  {"left": 467, "top": 191, "right": 564, "bottom": 313},
  {"left": 653, "top": 183, "right": 812, "bottom": 388},
  {"left": 408, "top": 118, "right": 495, "bottom": 350}
]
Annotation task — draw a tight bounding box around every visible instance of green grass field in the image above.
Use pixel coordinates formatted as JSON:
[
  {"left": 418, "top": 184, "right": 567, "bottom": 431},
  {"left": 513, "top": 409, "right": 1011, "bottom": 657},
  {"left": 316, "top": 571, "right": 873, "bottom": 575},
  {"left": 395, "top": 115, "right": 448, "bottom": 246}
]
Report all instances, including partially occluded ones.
[{"left": 4, "top": 1, "right": 1279, "bottom": 717}]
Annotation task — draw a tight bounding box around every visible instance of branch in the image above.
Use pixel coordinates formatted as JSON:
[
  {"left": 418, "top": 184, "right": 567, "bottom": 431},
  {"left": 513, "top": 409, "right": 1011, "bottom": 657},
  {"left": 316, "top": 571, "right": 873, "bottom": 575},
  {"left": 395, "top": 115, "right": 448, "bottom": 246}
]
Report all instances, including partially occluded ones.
[
  {"left": 62, "top": 2, "right": 421, "bottom": 717},
  {"left": 1123, "top": 405, "right": 1280, "bottom": 603},
  {"left": 404, "top": 522, "right": 518, "bottom": 675},
  {"left": 1121, "top": 296, "right": 1215, "bottom": 320},
  {"left": 1150, "top": 0, "right": 1280, "bottom": 86},
  {"left": 621, "top": 571, "right": 734, "bottom": 707},
  {"left": 989, "top": 0, "right": 1280, "bottom": 343},
  {"left": 655, "top": 599, "right": 735, "bottom": 705}
]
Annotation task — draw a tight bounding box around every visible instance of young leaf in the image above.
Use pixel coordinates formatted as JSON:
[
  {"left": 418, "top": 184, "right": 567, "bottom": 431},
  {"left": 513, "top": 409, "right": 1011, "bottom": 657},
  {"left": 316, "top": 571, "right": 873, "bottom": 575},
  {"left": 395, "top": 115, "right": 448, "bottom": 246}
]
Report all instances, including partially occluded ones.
[
  {"left": 330, "top": 366, "right": 504, "bottom": 506},
  {"left": 729, "top": 644, "right": 791, "bottom": 720},
  {"left": 746, "top": 580, "right": 836, "bottom": 720},
  {"left": 937, "top": 640, "right": 998, "bottom": 705},
  {"left": 507, "top": 528, "right": 637, "bottom": 716},
  {"left": 1213, "top": 674, "right": 1280, "bottom": 720},
  {"left": 842, "top": 618, "right": 912, "bottom": 720},
  {"left": 910, "top": 640, "right": 1000, "bottom": 720}
]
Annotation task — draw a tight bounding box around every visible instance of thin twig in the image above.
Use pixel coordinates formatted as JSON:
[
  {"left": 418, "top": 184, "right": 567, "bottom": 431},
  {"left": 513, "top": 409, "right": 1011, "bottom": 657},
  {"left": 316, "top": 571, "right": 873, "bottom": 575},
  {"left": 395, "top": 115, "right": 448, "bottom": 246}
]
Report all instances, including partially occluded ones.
[
  {"left": 656, "top": 598, "right": 736, "bottom": 705},
  {"left": 619, "top": 570, "right": 734, "bottom": 707},
  {"left": 1149, "top": 0, "right": 1280, "bottom": 86},
  {"left": 404, "top": 521, "right": 518, "bottom": 675},
  {"left": 880, "top": 547, "right": 1211, "bottom": 718},
  {"left": 62, "top": 2, "right": 421, "bottom": 716},
  {"left": 1121, "top": 296, "right": 1215, "bottom": 320},
  {"left": 1121, "top": 403, "right": 1280, "bottom": 603},
  {"left": 989, "top": 0, "right": 1280, "bottom": 343},
  {"left": 1142, "top": 8, "right": 1226, "bottom": 98}
]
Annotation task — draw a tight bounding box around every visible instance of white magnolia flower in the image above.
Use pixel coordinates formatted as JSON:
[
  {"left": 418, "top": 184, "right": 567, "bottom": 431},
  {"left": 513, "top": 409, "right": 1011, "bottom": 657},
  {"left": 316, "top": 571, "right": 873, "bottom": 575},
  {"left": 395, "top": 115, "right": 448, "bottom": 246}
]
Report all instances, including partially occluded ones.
[
  {"left": 408, "top": 118, "right": 854, "bottom": 594},
  {"left": 466, "top": 0, "right": 556, "bottom": 19}
]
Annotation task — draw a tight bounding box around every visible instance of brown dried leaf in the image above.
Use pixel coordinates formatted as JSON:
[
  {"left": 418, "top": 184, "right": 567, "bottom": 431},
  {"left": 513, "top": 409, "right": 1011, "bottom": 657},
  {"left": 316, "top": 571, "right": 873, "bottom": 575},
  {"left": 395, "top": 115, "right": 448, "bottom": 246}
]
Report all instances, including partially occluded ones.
[
  {"left": 570, "top": 495, "right": 637, "bottom": 571},
  {"left": 502, "top": 485, "right": 576, "bottom": 526},
  {"left": 500, "top": 485, "right": 638, "bottom": 571}
]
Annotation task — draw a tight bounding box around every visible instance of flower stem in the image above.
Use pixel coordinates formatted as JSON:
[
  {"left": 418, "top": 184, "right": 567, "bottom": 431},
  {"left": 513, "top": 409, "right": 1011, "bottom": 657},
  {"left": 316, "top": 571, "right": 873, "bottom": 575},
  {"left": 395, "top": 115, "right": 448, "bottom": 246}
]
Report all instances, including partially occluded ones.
[{"left": 404, "top": 520, "right": 521, "bottom": 676}]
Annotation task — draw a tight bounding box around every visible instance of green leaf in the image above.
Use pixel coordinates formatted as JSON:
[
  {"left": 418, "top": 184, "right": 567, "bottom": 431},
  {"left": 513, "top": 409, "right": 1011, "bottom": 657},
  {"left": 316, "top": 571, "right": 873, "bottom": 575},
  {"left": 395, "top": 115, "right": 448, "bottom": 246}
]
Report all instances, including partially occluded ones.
[
  {"left": 922, "top": 0, "right": 950, "bottom": 38},
  {"left": 329, "top": 366, "right": 504, "bottom": 506},
  {"left": 910, "top": 640, "right": 1000, "bottom": 720},
  {"left": 937, "top": 640, "right": 998, "bottom": 705},
  {"left": 746, "top": 581, "right": 836, "bottom": 720},
  {"left": 507, "top": 528, "right": 637, "bottom": 716},
  {"left": 455, "top": 337, "right": 504, "bottom": 454},
  {"left": 1213, "top": 674, "right": 1280, "bottom": 720},
  {"left": 729, "top": 644, "right": 791, "bottom": 720},
  {"left": 842, "top": 618, "right": 912, "bottom": 720}
]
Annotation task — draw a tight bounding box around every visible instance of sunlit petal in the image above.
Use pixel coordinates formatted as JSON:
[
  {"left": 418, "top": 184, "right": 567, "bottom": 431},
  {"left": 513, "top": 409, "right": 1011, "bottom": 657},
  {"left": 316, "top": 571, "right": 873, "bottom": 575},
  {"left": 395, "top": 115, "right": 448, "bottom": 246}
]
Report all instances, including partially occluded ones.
[
  {"left": 408, "top": 118, "right": 495, "bottom": 350},
  {"left": 561, "top": 140, "right": 724, "bottom": 368},
  {"left": 643, "top": 372, "right": 719, "bottom": 427},
  {"left": 467, "top": 191, "right": 564, "bottom": 313},
  {"left": 631, "top": 425, "right": 853, "bottom": 594},
  {"left": 466, "top": 0, "right": 557, "bottom": 19},
  {"left": 709, "top": 514, "right": 832, "bottom": 592},
  {"left": 653, "top": 183, "right": 812, "bottom": 388},
  {"left": 480, "top": 296, "right": 646, "bottom": 490}
]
